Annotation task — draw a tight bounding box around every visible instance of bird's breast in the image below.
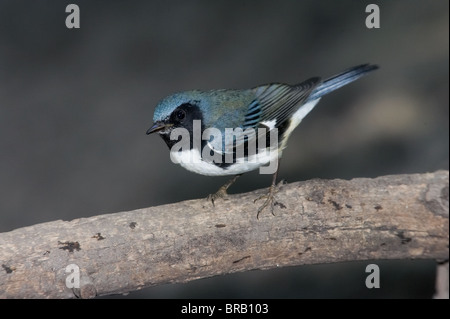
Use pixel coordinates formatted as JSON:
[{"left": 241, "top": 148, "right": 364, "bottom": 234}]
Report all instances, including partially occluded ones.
[{"left": 169, "top": 148, "right": 279, "bottom": 176}]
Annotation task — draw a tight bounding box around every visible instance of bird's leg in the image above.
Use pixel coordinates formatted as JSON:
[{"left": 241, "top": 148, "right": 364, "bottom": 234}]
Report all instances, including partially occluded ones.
[
  {"left": 254, "top": 161, "right": 282, "bottom": 219},
  {"left": 207, "top": 174, "right": 242, "bottom": 206}
]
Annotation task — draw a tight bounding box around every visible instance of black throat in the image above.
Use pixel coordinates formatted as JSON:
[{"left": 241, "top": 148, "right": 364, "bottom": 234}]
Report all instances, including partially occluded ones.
[{"left": 158, "top": 103, "right": 206, "bottom": 151}]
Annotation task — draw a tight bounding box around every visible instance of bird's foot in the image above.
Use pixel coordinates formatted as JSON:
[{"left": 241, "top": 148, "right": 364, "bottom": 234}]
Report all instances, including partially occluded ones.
[
  {"left": 254, "top": 184, "right": 282, "bottom": 219},
  {"left": 207, "top": 185, "right": 229, "bottom": 207},
  {"left": 207, "top": 174, "right": 241, "bottom": 207}
]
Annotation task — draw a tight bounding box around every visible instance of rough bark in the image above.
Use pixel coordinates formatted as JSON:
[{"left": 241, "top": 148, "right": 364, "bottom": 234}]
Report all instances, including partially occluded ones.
[{"left": 0, "top": 171, "right": 448, "bottom": 298}]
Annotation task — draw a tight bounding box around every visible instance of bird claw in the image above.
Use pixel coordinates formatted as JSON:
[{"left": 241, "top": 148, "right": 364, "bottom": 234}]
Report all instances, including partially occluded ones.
[
  {"left": 206, "top": 174, "right": 241, "bottom": 207},
  {"left": 207, "top": 187, "right": 228, "bottom": 207},
  {"left": 254, "top": 185, "right": 280, "bottom": 219}
]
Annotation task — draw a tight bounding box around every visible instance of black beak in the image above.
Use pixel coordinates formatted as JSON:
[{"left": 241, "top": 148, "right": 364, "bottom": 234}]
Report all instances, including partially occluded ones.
[{"left": 146, "top": 122, "right": 170, "bottom": 135}]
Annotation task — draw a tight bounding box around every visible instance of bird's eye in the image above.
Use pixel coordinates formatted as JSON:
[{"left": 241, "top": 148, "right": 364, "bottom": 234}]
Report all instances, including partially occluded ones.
[{"left": 175, "top": 109, "right": 186, "bottom": 121}]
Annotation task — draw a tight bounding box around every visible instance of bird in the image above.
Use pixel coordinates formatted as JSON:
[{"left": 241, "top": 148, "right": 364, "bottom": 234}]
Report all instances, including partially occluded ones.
[{"left": 147, "top": 64, "right": 378, "bottom": 218}]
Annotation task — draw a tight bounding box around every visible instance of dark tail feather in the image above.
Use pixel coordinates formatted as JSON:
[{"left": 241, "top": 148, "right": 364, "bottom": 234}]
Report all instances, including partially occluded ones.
[{"left": 308, "top": 64, "right": 378, "bottom": 101}]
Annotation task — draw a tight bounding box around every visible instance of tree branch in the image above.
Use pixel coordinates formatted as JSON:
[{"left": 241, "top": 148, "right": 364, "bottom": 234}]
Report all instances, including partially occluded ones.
[{"left": 1, "top": 171, "right": 448, "bottom": 298}]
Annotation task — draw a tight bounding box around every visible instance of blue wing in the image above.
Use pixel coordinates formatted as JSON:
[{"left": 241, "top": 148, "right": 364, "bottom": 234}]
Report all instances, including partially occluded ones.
[{"left": 210, "top": 64, "right": 378, "bottom": 156}]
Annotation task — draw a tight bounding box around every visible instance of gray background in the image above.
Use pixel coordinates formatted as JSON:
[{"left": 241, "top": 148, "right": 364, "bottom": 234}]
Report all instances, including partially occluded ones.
[{"left": 0, "top": 0, "right": 448, "bottom": 298}]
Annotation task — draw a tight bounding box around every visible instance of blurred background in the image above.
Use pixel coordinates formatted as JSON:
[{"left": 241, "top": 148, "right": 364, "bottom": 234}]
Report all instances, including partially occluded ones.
[{"left": 0, "top": 0, "right": 448, "bottom": 298}]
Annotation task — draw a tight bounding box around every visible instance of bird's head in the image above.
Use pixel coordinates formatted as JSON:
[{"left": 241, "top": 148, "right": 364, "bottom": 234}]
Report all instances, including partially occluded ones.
[
  {"left": 147, "top": 89, "right": 255, "bottom": 152},
  {"left": 146, "top": 91, "right": 205, "bottom": 137}
]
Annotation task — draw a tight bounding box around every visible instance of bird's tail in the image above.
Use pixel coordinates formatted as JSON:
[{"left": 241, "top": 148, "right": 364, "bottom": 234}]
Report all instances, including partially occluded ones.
[{"left": 308, "top": 64, "right": 378, "bottom": 101}]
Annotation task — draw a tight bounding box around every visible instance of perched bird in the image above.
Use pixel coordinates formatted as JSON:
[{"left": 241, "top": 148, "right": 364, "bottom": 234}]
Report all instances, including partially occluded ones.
[{"left": 147, "top": 64, "right": 378, "bottom": 218}]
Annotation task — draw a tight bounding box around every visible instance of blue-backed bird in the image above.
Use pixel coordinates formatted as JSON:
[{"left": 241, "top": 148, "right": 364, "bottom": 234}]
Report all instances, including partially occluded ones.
[{"left": 147, "top": 64, "right": 378, "bottom": 218}]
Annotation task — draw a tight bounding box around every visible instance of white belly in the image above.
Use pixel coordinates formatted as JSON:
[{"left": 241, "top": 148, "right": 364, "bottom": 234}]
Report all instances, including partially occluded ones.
[{"left": 170, "top": 147, "right": 279, "bottom": 176}]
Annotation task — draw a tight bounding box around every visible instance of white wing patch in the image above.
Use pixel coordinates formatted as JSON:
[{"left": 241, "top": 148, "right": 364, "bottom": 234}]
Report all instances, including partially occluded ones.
[{"left": 261, "top": 119, "right": 277, "bottom": 130}]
